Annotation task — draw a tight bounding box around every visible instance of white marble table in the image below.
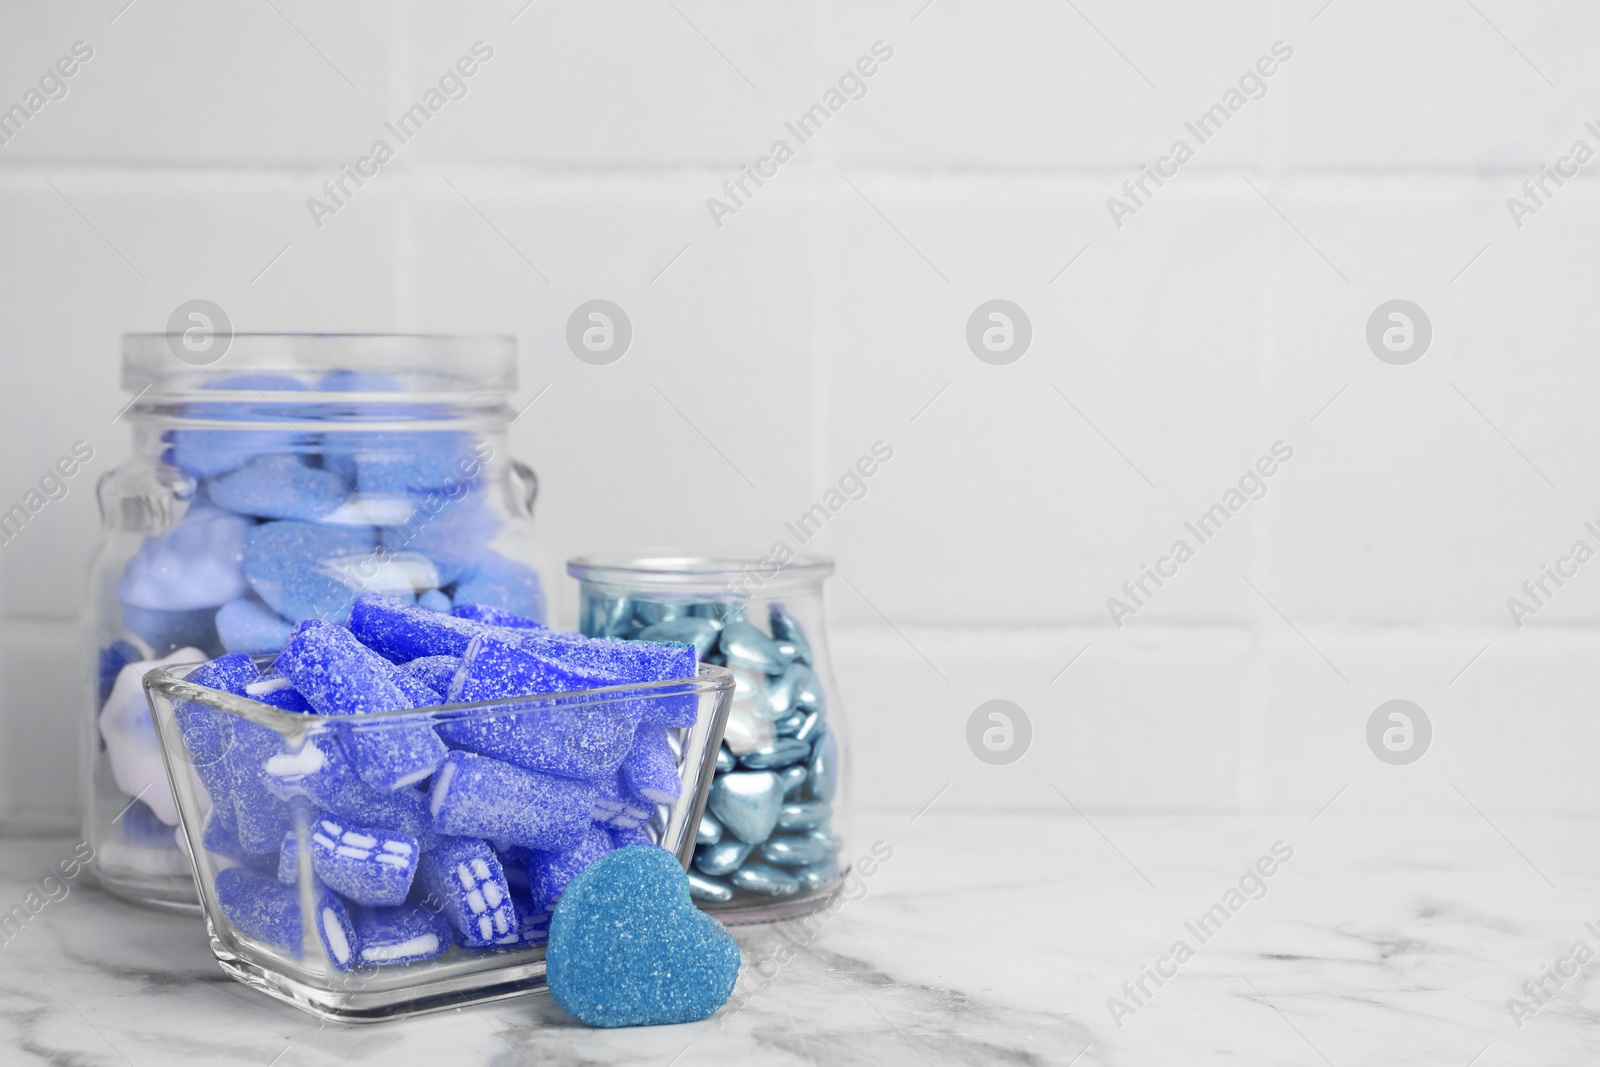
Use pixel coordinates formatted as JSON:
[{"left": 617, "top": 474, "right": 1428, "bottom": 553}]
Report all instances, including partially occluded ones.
[{"left": 1, "top": 810, "right": 1595, "bottom": 1065}]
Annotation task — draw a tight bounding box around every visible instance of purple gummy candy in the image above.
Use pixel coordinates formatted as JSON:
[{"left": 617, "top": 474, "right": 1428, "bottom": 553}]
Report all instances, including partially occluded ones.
[
  {"left": 590, "top": 771, "right": 654, "bottom": 829},
  {"left": 530, "top": 822, "right": 613, "bottom": 914},
  {"left": 619, "top": 722, "right": 682, "bottom": 806},
  {"left": 215, "top": 867, "right": 358, "bottom": 970},
  {"left": 243, "top": 521, "right": 376, "bottom": 625},
  {"left": 398, "top": 656, "right": 459, "bottom": 699},
  {"left": 607, "top": 824, "right": 656, "bottom": 850},
  {"left": 243, "top": 670, "right": 311, "bottom": 713},
  {"left": 261, "top": 731, "right": 440, "bottom": 851},
  {"left": 176, "top": 653, "right": 262, "bottom": 829},
  {"left": 208, "top": 454, "right": 350, "bottom": 522},
  {"left": 276, "top": 619, "right": 446, "bottom": 792},
  {"left": 428, "top": 751, "right": 596, "bottom": 852},
  {"left": 451, "top": 603, "right": 543, "bottom": 630},
  {"left": 349, "top": 593, "right": 490, "bottom": 662},
  {"left": 415, "top": 837, "right": 519, "bottom": 948},
  {"left": 350, "top": 903, "right": 453, "bottom": 965},
  {"left": 300, "top": 815, "right": 420, "bottom": 907}
]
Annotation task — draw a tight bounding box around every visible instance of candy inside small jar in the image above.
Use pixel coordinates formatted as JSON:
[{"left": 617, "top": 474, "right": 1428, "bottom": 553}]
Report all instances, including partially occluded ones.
[{"left": 570, "top": 558, "right": 846, "bottom": 921}]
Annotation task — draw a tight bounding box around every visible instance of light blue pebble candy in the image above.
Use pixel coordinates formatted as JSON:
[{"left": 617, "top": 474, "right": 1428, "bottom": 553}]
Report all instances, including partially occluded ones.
[
  {"left": 715, "top": 746, "right": 736, "bottom": 773},
  {"left": 216, "top": 598, "right": 294, "bottom": 656},
  {"left": 792, "top": 710, "right": 822, "bottom": 744},
  {"left": 769, "top": 606, "right": 811, "bottom": 661},
  {"left": 760, "top": 662, "right": 807, "bottom": 721},
  {"left": 687, "top": 872, "right": 733, "bottom": 903},
  {"left": 738, "top": 738, "right": 811, "bottom": 770},
  {"left": 693, "top": 839, "right": 751, "bottom": 876},
  {"left": 707, "top": 770, "right": 782, "bottom": 844},
  {"left": 719, "top": 620, "right": 784, "bottom": 675},
  {"left": 777, "top": 764, "right": 808, "bottom": 799},
  {"left": 759, "top": 831, "right": 840, "bottom": 867},
  {"left": 777, "top": 800, "right": 831, "bottom": 831},
  {"left": 730, "top": 862, "right": 800, "bottom": 897},
  {"left": 243, "top": 521, "right": 376, "bottom": 625},
  {"left": 697, "top": 814, "right": 723, "bottom": 846},
  {"left": 208, "top": 454, "right": 350, "bottom": 521},
  {"left": 634, "top": 617, "right": 720, "bottom": 660},
  {"left": 351, "top": 903, "right": 453, "bottom": 965},
  {"left": 305, "top": 816, "right": 420, "bottom": 907},
  {"left": 808, "top": 731, "right": 836, "bottom": 802},
  {"left": 794, "top": 666, "right": 823, "bottom": 712},
  {"left": 417, "top": 589, "right": 452, "bottom": 613},
  {"left": 428, "top": 751, "right": 596, "bottom": 852},
  {"left": 794, "top": 861, "right": 837, "bottom": 892},
  {"left": 774, "top": 710, "right": 805, "bottom": 736},
  {"left": 416, "top": 837, "right": 519, "bottom": 949}
]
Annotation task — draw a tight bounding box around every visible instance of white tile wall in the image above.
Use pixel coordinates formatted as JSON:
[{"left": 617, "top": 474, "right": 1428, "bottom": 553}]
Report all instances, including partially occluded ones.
[{"left": 2, "top": 0, "right": 1596, "bottom": 830}]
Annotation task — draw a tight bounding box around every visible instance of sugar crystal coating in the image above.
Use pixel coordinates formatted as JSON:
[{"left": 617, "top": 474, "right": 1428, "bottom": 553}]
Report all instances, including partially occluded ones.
[{"left": 415, "top": 836, "right": 519, "bottom": 948}]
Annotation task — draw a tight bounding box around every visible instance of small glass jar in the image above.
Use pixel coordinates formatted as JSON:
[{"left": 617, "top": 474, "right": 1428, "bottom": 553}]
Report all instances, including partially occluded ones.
[
  {"left": 89, "top": 335, "right": 551, "bottom": 910},
  {"left": 566, "top": 555, "right": 847, "bottom": 924}
]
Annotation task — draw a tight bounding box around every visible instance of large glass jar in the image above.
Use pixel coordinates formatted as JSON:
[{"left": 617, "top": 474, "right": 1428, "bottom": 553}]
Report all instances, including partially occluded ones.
[
  {"left": 566, "top": 556, "right": 847, "bottom": 924},
  {"left": 89, "top": 335, "right": 550, "bottom": 910}
]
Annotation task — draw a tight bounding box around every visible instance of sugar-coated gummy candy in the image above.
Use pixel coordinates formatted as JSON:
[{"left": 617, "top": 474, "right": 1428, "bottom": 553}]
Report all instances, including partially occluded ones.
[
  {"left": 243, "top": 521, "right": 376, "bottom": 625},
  {"left": 300, "top": 815, "right": 420, "bottom": 907},
  {"left": 348, "top": 593, "right": 487, "bottom": 661},
  {"left": 208, "top": 454, "right": 351, "bottom": 522},
  {"left": 243, "top": 671, "right": 311, "bottom": 712},
  {"left": 608, "top": 824, "right": 655, "bottom": 850},
  {"left": 214, "top": 867, "right": 359, "bottom": 970},
  {"left": 116, "top": 507, "right": 250, "bottom": 612},
  {"left": 216, "top": 598, "right": 294, "bottom": 656},
  {"left": 530, "top": 823, "right": 613, "bottom": 913},
  {"left": 397, "top": 655, "right": 459, "bottom": 698},
  {"left": 261, "top": 731, "right": 439, "bottom": 850},
  {"left": 416, "top": 589, "right": 451, "bottom": 613},
  {"left": 619, "top": 722, "right": 681, "bottom": 805},
  {"left": 428, "top": 751, "right": 596, "bottom": 852},
  {"left": 545, "top": 845, "right": 741, "bottom": 1027},
  {"left": 350, "top": 903, "right": 453, "bottom": 965},
  {"left": 276, "top": 619, "right": 445, "bottom": 791},
  {"left": 451, "top": 603, "right": 543, "bottom": 629},
  {"left": 123, "top": 605, "right": 220, "bottom": 658},
  {"left": 226, "top": 720, "right": 298, "bottom": 854},
  {"left": 415, "top": 836, "right": 519, "bottom": 948},
  {"left": 175, "top": 652, "right": 264, "bottom": 829}
]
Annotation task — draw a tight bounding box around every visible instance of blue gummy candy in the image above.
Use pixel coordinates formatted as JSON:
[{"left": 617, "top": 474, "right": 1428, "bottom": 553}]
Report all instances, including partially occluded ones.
[
  {"left": 276, "top": 619, "right": 446, "bottom": 791},
  {"left": 520, "top": 631, "right": 698, "bottom": 728},
  {"left": 349, "top": 593, "right": 489, "bottom": 661},
  {"left": 216, "top": 598, "right": 294, "bottom": 656},
  {"left": 590, "top": 771, "right": 654, "bottom": 829},
  {"left": 451, "top": 603, "right": 543, "bottom": 629},
  {"left": 225, "top": 720, "right": 298, "bottom": 853},
  {"left": 168, "top": 376, "right": 308, "bottom": 478},
  {"left": 397, "top": 656, "right": 460, "bottom": 698},
  {"left": 176, "top": 653, "right": 262, "bottom": 826},
  {"left": 530, "top": 823, "right": 613, "bottom": 914},
  {"left": 619, "top": 722, "right": 681, "bottom": 806},
  {"left": 214, "top": 866, "right": 359, "bottom": 971},
  {"left": 450, "top": 551, "right": 546, "bottom": 624},
  {"left": 415, "top": 836, "right": 519, "bottom": 948},
  {"left": 607, "top": 825, "right": 655, "bottom": 850},
  {"left": 123, "top": 606, "right": 219, "bottom": 658},
  {"left": 546, "top": 846, "right": 740, "bottom": 1027},
  {"left": 202, "top": 808, "right": 279, "bottom": 875},
  {"left": 209, "top": 454, "right": 350, "bottom": 522},
  {"left": 428, "top": 751, "right": 596, "bottom": 852},
  {"left": 416, "top": 589, "right": 452, "bottom": 613},
  {"left": 243, "top": 521, "right": 376, "bottom": 625},
  {"left": 350, "top": 903, "right": 453, "bottom": 965},
  {"left": 243, "top": 670, "right": 312, "bottom": 712},
  {"left": 261, "top": 731, "right": 440, "bottom": 851},
  {"left": 301, "top": 815, "right": 420, "bottom": 907},
  {"left": 385, "top": 496, "right": 499, "bottom": 588}
]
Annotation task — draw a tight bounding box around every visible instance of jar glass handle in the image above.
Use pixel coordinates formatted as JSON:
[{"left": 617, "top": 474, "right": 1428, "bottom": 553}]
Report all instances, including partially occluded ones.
[{"left": 510, "top": 459, "right": 539, "bottom": 518}]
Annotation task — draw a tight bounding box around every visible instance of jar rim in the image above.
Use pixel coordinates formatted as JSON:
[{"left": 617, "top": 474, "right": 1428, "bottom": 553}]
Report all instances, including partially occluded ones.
[
  {"left": 121, "top": 333, "right": 517, "bottom": 393},
  {"left": 566, "top": 554, "right": 835, "bottom": 597}
]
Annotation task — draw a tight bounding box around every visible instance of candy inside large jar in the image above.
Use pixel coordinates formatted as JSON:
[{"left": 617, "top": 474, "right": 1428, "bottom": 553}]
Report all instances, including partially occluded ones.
[
  {"left": 567, "top": 556, "right": 846, "bottom": 924},
  {"left": 88, "top": 335, "right": 550, "bottom": 909}
]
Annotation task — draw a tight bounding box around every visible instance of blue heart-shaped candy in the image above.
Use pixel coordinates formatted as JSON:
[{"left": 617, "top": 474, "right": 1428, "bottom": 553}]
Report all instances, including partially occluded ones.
[{"left": 546, "top": 845, "right": 742, "bottom": 1028}]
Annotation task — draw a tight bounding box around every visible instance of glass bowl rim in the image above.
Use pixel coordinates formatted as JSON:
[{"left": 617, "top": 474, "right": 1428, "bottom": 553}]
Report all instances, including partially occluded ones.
[{"left": 143, "top": 659, "right": 733, "bottom": 736}]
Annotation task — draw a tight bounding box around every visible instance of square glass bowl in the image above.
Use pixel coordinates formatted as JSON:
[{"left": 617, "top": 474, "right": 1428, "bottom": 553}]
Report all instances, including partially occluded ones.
[{"left": 143, "top": 660, "right": 732, "bottom": 1022}]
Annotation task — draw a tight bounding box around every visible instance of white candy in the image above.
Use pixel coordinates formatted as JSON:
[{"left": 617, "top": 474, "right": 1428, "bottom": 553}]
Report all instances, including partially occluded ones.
[{"left": 98, "top": 647, "right": 206, "bottom": 826}]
